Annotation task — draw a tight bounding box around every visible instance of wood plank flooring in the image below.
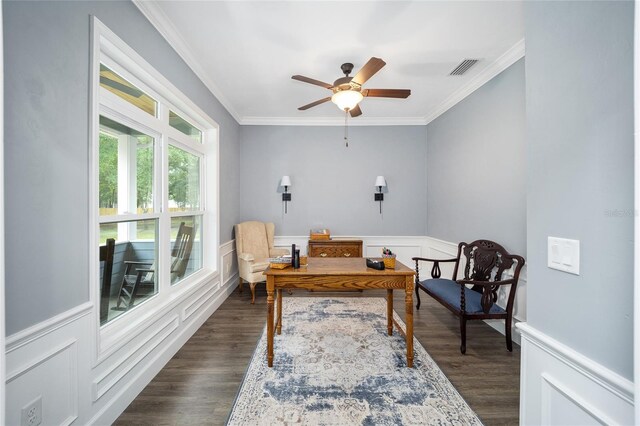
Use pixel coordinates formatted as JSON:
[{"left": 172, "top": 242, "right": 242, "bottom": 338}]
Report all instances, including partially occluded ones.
[{"left": 115, "top": 286, "right": 520, "bottom": 425}]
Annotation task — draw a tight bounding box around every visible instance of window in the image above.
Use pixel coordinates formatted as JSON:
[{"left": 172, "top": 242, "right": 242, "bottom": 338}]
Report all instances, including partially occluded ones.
[
  {"left": 169, "top": 111, "right": 202, "bottom": 143},
  {"left": 92, "top": 19, "right": 218, "bottom": 332},
  {"left": 100, "top": 64, "right": 157, "bottom": 116}
]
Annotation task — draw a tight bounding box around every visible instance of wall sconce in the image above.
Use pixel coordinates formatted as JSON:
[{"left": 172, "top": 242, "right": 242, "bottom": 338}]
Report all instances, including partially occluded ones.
[
  {"left": 280, "top": 175, "right": 292, "bottom": 213},
  {"left": 374, "top": 176, "right": 386, "bottom": 214}
]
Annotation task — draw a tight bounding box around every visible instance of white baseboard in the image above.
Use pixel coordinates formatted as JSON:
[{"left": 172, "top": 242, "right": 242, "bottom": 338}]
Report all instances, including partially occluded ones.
[
  {"left": 517, "top": 322, "right": 633, "bottom": 425},
  {"left": 5, "top": 241, "right": 239, "bottom": 426}
]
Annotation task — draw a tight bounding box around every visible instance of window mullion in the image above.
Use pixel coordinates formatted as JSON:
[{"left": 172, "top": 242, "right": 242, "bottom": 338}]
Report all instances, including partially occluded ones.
[{"left": 158, "top": 129, "right": 170, "bottom": 295}]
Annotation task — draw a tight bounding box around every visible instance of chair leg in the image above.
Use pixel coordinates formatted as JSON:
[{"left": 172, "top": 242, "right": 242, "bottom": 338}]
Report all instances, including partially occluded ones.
[
  {"left": 460, "top": 316, "right": 467, "bottom": 354},
  {"left": 415, "top": 282, "right": 421, "bottom": 310},
  {"left": 506, "top": 313, "right": 513, "bottom": 352},
  {"left": 250, "top": 282, "right": 257, "bottom": 304},
  {"left": 238, "top": 277, "right": 243, "bottom": 294}
]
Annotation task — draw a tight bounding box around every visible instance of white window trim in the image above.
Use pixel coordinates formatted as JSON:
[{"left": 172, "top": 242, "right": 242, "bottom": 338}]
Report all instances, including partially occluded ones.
[{"left": 89, "top": 17, "right": 220, "bottom": 364}]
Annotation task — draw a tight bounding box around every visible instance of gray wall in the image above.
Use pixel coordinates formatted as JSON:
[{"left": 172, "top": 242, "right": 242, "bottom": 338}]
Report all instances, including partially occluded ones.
[
  {"left": 426, "top": 59, "right": 526, "bottom": 256},
  {"left": 4, "top": 0, "right": 240, "bottom": 335},
  {"left": 525, "top": 1, "right": 634, "bottom": 379},
  {"left": 239, "top": 125, "right": 427, "bottom": 236}
]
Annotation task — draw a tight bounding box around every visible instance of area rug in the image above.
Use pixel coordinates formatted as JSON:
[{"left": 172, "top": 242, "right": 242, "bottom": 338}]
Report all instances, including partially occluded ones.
[{"left": 227, "top": 297, "right": 483, "bottom": 425}]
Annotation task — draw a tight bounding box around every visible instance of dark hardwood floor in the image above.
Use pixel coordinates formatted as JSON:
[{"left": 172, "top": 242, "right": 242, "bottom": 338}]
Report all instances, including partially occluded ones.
[{"left": 115, "top": 286, "right": 520, "bottom": 425}]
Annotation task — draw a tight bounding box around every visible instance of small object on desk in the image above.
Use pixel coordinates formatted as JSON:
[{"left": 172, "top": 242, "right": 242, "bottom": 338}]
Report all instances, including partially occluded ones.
[
  {"left": 299, "top": 255, "right": 307, "bottom": 266},
  {"left": 382, "top": 247, "right": 396, "bottom": 269},
  {"left": 268, "top": 256, "right": 292, "bottom": 269},
  {"left": 269, "top": 262, "right": 291, "bottom": 269},
  {"left": 293, "top": 249, "right": 300, "bottom": 269},
  {"left": 269, "top": 256, "right": 291, "bottom": 264},
  {"left": 366, "top": 258, "right": 385, "bottom": 270},
  {"left": 310, "top": 228, "right": 331, "bottom": 240},
  {"left": 291, "top": 244, "right": 296, "bottom": 267}
]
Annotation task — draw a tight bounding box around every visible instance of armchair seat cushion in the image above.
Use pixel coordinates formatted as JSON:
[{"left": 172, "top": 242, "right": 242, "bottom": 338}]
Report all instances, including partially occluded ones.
[
  {"left": 421, "top": 278, "right": 505, "bottom": 314},
  {"left": 249, "top": 260, "right": 270, "bottom": 273}
]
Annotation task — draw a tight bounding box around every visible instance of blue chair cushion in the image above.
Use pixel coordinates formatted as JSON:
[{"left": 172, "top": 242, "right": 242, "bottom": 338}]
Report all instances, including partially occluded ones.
[{"left": 421, "top": 278, "right": 506, "bottom": 314}]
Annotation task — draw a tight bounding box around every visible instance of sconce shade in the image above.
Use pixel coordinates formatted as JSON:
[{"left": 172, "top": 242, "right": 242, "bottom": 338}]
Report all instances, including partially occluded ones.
[
  {"left": 375, "top": 176, "right": 387, "bottom": 188},
  {"left": 280, "top": 175, "right": 292, "bottom": 187},
  {"left": 331, "top": 90, "right": 364, "bottom": 111}
]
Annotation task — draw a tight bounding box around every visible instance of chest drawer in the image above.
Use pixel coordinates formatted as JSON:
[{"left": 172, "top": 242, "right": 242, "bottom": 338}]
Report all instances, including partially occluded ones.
[{"left": 308, "top": 240, "right": 363, "bottom": 258}]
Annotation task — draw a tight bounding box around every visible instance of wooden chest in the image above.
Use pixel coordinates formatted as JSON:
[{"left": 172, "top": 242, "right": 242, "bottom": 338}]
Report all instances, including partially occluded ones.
[{"left": 308, "top": 239, "right": 363, "bottom": 258}]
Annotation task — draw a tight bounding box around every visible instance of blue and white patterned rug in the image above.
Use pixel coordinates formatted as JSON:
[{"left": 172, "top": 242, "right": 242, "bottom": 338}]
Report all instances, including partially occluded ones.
[{"left": 227, "top": 297, "right": 483, "bottom": 425}]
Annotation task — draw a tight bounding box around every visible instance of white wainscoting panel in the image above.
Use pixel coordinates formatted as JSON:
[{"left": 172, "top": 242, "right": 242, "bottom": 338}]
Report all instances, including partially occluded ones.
[
  {"left": 518, "top": 323, "right": 633, "bottom": 425},
  {"left": 220, "top": 239, "right": 238, "bottom": 288},
  {"left": 5, "top": 241, "right": 238, "bottom": 425},
  {"left": 6, "top": 339, "right": 79, "bottom": 426}
]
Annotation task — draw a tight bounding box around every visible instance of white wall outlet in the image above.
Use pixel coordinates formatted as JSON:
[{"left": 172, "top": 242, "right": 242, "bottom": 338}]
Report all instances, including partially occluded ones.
[
  {"left": 547, "top": 237, "right": 580, "bottom": 275},
  {"left": 21, "top": 396, "right": 42, "bottom": 426}
]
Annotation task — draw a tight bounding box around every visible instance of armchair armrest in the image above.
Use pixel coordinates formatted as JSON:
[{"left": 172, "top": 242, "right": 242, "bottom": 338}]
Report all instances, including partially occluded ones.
[
  {"left": 239, "top": 252, "right": 255, "bottom": 262},
  {"left": 412, "top": 256, "right": 458, "bottom": 280},
  {"left": 123, "top": 260, "right": 154, "bottom": 275},
  {"left": 411, "top": 257, "right": 457, "bottom": 263},
  {"left": 269, "top": 248, "right": 290, "bottom": 257},
  {"left": 132, "top": 268, "right": 154, "bottom": 285}
]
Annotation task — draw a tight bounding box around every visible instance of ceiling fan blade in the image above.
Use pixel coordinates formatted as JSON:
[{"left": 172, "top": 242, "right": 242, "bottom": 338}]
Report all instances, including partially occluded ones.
[
  {"left": 349, "top": 105, "right": 362, "bottom": 117},
  {"left": 351, "top": 57, "right": 386, "bottom": 86},
  {"left": 298, "top": 96, "right": 332, "bottom": 110},
  {"left": 292, "top": 75, "right": 333, "bottom": 89},
  {"left": 363, "top": 89, "right": 411, "bottom": 98}
]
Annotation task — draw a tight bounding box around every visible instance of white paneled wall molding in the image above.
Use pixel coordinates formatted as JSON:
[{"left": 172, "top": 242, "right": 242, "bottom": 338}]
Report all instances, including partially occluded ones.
[
  {"left": 4, "top": 241, "right": 238, "bottom": 425},
  {"left": 274, "top": 234, "right": 527, "bottom": 344},
  {"left": 517, "top": 322, "right": 634, "bottom": 425}
]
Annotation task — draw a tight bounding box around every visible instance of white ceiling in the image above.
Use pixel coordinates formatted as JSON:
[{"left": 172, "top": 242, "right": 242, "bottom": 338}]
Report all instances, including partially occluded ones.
[{"left": 135, "top": 1, "right": 524, "bottom": 125}]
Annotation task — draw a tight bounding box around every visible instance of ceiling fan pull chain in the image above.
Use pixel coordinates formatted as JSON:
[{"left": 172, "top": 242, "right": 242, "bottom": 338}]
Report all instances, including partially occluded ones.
[{"left": 344, "top": 110, "right": 349, "bottom": 147}]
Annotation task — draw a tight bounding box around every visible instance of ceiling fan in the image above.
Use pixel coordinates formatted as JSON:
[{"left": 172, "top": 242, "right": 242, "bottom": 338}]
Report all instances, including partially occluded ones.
[{"left": 292, "top": 57, "right": 411, "bottom": 117}]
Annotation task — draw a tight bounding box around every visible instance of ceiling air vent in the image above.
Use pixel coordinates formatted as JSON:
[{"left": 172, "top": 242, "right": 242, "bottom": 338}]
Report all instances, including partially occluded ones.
[{"left": 449, "top": 59, "right": 479, "bottom": 76}]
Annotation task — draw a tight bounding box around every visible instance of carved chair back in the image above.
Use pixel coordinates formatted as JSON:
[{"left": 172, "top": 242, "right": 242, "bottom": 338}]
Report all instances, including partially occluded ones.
[{"left": 452, "top": 240, "right": 525, "bottom": 312}]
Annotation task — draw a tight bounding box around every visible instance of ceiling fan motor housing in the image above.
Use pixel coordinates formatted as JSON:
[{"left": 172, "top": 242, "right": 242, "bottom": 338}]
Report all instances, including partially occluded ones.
[
  {"left": 333, "top": 76, "right": 356, "bottom": 91},
  {"left": 340, "top": 62, "right": 354, "bottom": 76}
]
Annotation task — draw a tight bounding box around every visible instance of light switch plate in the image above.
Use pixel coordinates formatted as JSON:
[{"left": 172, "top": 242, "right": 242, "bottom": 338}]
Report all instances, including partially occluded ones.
[{"left": 548, "top": 237, "right": 580, "bottom": 275}]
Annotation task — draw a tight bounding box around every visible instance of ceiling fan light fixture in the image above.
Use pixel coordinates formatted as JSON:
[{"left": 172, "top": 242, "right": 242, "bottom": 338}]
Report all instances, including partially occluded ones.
[{"left": 331, "top": 90, "right": 363, "bottom": 111}]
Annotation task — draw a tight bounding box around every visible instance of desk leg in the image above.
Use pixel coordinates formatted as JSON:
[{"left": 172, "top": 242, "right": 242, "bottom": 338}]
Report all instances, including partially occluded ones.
[
  {"left": 276, "top": 289, "right": 282, "bottom": 335},
  {"left": 405, "top": 276, "right": 414, "bottom": 368},
  {"left": 387, "top": 289, "right": 393, "bottom": 335},
  {"left": 267, "top": 276, "right": 275, "bottom": 368}
]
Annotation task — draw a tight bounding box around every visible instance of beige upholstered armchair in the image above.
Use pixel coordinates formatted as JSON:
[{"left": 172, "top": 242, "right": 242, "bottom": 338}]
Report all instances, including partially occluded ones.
[{"left": 235, "top": 221, "right": 289, "bottom": 303}]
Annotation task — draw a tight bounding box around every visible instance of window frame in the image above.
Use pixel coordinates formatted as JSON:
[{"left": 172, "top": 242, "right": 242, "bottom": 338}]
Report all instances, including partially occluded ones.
[{"left": 89, "top": 17, "right": 220, "bottom": 361}]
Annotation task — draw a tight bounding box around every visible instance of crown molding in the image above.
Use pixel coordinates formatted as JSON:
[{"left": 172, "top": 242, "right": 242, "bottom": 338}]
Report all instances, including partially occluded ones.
[
  {"left": 133, "top": 0, "right": 242, "bottom": 124},
  {"left": 423, "top": 38, "right": 525, "bottom": 125},
  {"left": 135, "top": 2, "right": 524, "bottom": 128},
  {"left": 240, "top": 116, "right": 427, "bottom": 126}
]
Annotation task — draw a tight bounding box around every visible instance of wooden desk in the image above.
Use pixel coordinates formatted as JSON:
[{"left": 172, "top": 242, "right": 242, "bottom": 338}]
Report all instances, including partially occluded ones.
[{"left": 264, "top": 258, "right": 416, "bottom": 368}]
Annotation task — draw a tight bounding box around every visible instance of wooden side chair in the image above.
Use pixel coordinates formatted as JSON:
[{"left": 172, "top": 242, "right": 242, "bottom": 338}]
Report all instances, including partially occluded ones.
[
  {"left": 99, "top": 238, "right": 116, "bottom": 324},
  {"left": 114, "top": 222, "right": 195, "bottom": 311},
  {"left": 413, "top": 239, "right": 525, "bottom": 354}
]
